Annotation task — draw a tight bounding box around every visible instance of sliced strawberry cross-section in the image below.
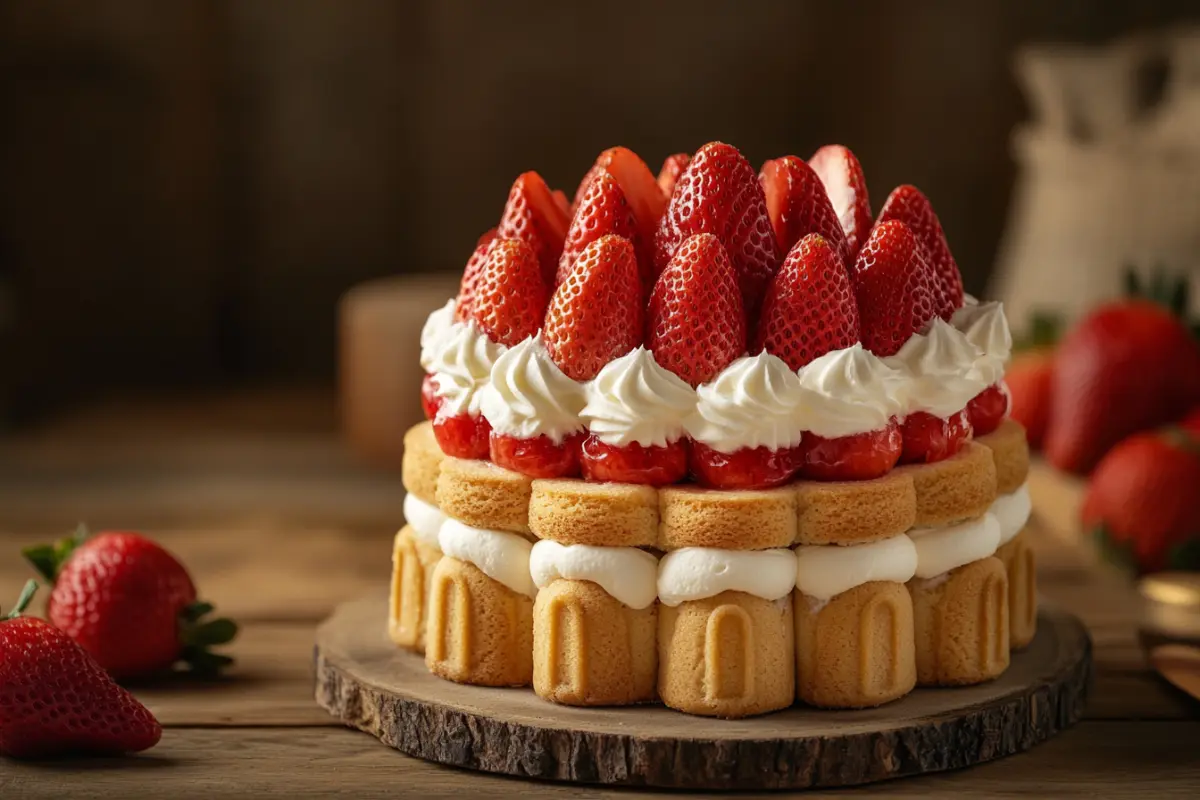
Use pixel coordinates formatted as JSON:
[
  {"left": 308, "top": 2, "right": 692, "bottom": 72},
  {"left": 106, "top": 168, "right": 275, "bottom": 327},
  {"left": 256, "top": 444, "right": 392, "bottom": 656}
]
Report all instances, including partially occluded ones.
[
  {"left": 851, "top": 220, "right": 937, "bottom": 358},
  {"left": 754, "top": 233, "right": 859, "bottom": 371},
  {"left": 467, "top": 238, "right": 550, "bottom": 348},
  {"left": 654, "top": 142, "right": 782, "bottom": 317},
  {"left": 876, "top": 184, "right": 964, "bottom": 319},
  {"left": 571, "top": 147, "right": 666, "bottom": 247},
  {"left": 555, "top": 171, "right": 645, "bottom": 290},
  {"left": 497, "top": 171, "right": 570, "bottom": 286},
  {"left": 759, "top": 156, "right": 850, "bottom": 264},
  {"left": 544, "top": 234, "right": 644, "bottom": 382},
  {"left": 809, "top": 144, "right": 872, "bottom": 260},
  {"left": 647, "top": 233, "right": 747, "bottom": 388}
]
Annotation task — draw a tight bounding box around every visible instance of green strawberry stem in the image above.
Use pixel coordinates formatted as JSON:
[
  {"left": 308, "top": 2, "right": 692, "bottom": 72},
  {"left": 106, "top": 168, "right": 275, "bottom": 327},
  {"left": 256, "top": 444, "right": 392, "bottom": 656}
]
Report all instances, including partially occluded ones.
[
  {"left": 21, "top": 523, "right": 89, "bottom": 584},
  {"left": 1015, "top": 310, "right": 1062, "bottom": 352},
  {"left": 1123, "top": 265, "right": 1197, "bottom": 335},
  {"left": 5, "top": 580, "right": 38, "bottom": 620},
  {"left": 178, "top": 600, "right": 239, "bottom": 677}
]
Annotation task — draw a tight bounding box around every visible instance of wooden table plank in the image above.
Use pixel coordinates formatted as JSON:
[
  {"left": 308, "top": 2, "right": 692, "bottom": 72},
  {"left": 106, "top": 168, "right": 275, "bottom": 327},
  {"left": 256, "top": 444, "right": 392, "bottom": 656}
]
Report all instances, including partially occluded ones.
[{"left": 1, "top": 722, "right": 1197, "bottom": 799}]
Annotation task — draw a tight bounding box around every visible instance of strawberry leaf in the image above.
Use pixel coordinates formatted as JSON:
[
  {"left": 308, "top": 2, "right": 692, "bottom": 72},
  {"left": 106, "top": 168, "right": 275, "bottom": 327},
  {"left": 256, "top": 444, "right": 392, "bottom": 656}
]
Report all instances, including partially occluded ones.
[
  {"left": 21, "top": 524, "right": 89, "bottom": 584},
  {"left": 178, "top": 599, "right": 238, "bottom": 676},
  {"left": 1092, "top": 524, "right": 1139, "bottom": 573}
]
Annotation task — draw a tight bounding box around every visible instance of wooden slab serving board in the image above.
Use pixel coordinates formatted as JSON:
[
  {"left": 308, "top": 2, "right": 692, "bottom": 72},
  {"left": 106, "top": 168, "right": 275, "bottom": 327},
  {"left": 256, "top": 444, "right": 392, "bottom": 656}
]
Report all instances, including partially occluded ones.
[{"left": 314, "top": 593, "right": 1092, "bottom": 791}]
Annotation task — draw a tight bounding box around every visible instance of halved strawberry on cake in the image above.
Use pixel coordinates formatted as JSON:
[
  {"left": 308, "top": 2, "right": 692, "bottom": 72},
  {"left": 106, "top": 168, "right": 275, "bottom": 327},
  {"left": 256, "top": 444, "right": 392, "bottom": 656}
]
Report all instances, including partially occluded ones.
[
  {"left": 851, "top": 219, "right": 985, "bottom": 464},
  {"left": 809, "top": 145, "right": 873, "bottom": 261}
]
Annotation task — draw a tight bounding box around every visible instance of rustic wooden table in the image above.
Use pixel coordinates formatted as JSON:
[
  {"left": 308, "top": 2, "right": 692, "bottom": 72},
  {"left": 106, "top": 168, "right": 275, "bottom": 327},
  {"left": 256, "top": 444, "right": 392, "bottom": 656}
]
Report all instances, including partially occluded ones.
[{"left": 0, "top": 391, "right": 1197, "bottom": 798}]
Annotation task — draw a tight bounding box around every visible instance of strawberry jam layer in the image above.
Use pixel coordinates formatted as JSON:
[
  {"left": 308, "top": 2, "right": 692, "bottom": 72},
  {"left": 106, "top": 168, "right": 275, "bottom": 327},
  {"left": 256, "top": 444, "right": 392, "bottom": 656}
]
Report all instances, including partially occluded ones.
[
  {"left": 579, "top": 435, "right": 688, "bottom": 486},
  {"left": 899, "top": 410, "right": 972, "bottom": 464},
  {"left": 798, "top": 422, "right": 903, "bottom": 481},
  {"left": 433, "top": 412, "right": 492, "bottom": 460},
  {"left": 689, "top": 441, "right": 801, "bottom": 490},
  {"left": 966, "top": 383, "right": 1008, "bottom": 437},
  {"left": 490, "top": 432, "right": 583, "bottom": 479}
]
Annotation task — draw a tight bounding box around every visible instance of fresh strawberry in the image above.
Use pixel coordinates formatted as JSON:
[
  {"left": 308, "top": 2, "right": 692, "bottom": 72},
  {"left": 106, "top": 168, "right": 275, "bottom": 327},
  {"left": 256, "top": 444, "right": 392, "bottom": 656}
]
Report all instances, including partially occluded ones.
[
  {"left": 689, "top": 442, "right": 800, "bottom": 489},
  {"left": 466, "top": 238, "right": 549, "bottom": 347},
  {"left": 876, "top": 184, "right": 963, "bottom": 318},
  {"left": 0, "top": 581, "right": 162, "bottom": 758},
  {"left": 433, "top": 411, "right": 491, "bottom": 459},
  {"left": 579, "top": 436, "right": 688, "bottom": 486},
  {"left": 809, "top": 145, "right": 872, "bottom": 259},
  {"left": 453, "top": 229, "right": 498, "bottom": 322},
  {"left": 654, "top": 142, "right": 781, "bottom": 316},
  {"left": 647, "top": 233, "right": 747, "bottom": 388},
  {"left": 753, "top": 233, "right": 859, "bottom": 370},
  {"left": 571, "top": 147, "right": 666, "bottom": 245},
  {"left": 544, "top": 234, "right": 643, "bottom": 381},
  {"left": 759, "top": 156, "right": 850, "bottom": 263},
  {"left": 1006, "top": 350, "right": 1055, "bottom": 449},
  {"left": 1046, "top": 299, "right": 1200, "bottom": 474},
  {"left": 555, "top": 171, "right": 645, "bottom": 289},
  {"left": 899, "top": 410, "right": 972, "bottom": 464},
  {"left": 798, "top": 422, "right": 903, "bottom": 481},
  {"left": 967, "top": 383, "right": 1009, "bottom": 437},
  {"left": 490, "top": 432, "right": 582, "bottom": 479},
  {"left": 1082, "top": 427, "right": 1200, "bottom": 573},
  {"left": 551, "top": 189, "right": 570, "bottom": 219},
  {"left": 421, "top": 373, "right": 441, "bottom": 420},
  {"left": 497, "top": 171, "right": 569, "bottom": 285},
  {"left": 850, "top": 220, "right": 936, "bottom": 357},
  {"left": 23, "top": 528, "right": 237, "bottom": 680},
  {"left": 1182, "top": 408, "right": 1200, "bottom": 437},
  {"left": 657, "top": 153, "right": 691, "bottom": 198}
]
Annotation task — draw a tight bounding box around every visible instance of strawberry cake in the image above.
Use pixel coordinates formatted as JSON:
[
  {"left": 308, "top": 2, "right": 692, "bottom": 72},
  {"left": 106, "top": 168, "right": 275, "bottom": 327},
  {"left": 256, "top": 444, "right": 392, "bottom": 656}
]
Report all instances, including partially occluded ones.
[{"left": 390, "top": 141, "right": 1033, "bottom": 718}]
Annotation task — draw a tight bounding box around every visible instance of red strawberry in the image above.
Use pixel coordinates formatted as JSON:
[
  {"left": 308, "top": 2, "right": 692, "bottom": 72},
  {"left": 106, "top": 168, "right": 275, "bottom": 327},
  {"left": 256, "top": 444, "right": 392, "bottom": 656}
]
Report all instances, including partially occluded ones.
[
  {"left": 753, "top": 233, "right": 859, "bottom": 370},
  {"left": 579, "top": 436, "right": 688, "bottom": 487},
  {"left": 850, "top": 220, "right": 936, "bottom": 357},
  {"left": 544, "top": 234, "right": 643, "bottom": 381},
  {"left": 1082, "top": 427, "right": 1200, "bottom": 573},
  {"left": 966, "top": 383, "right": 1009, "bottom": 437},
  {"left": 809, "top": 145, "right": 872, "bottom": 259},
  {"left": 467, "top": 238, "right": 549, "bottom": 347},
  {"left": 654, "top": 142, "right": 782, "bottom": 316},
  {"left": 0, "top": 581, "right": 162, "bottom": 758},
  {"left": 1182, "top": 407, "right": 1200, "bottom": 437},
  {"left": 551, "top": 189, "right": 570, "bottom": 219},
  {"left": 900, "top": 409, "right": 973, "bottom": 464},
  {"left": 490, "top": 431, "right": 583, "bottom": 479},
  {"left": 23, "top": 528, "right": 236, "bottom": 680},
  {"left": 571, "top": 147, "right": 666, "bottom": 245},
  {"left": 657, "top": 152, "right": 691, "bottom": 197},
  {"left": 876, "top": 184, "right": 963, "bottom": 318},
  {"left": 420, "top": 373, "right": 441, "bottom": 420},
  {"left": 1046, "top": 300, "right": 1200, "bottom": 474},
  {"left": 1005, "top": 349, "right": 1054, "bottom": 449},
  {"left": 689, "top": 442, "right": 801, "bottom": 490},
  {"left": 453, "top": 228, "right": 498, "bottom": 322},
  {"left": 497, "top": 171, "right": 569, "bottom": 285},
  {"left": 647, "top": 233, "right": 747, "bottom": 388},
  {"left": 555, "top": 171, "right": 645, "bottom": 289},
  {"left": 759, "top": 156, "right": 850, "bottom": 263},
  {"left": 433, "top": 412, "right": 491, "bottom": 460},
  {"left": 798, "top": 423, "right": 903, "bottom": 482}
]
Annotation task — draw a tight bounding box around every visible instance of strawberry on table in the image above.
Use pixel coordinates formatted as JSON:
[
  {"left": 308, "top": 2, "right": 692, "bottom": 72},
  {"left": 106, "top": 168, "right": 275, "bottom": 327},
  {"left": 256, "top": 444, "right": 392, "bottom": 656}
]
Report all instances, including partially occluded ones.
[
  {"left": 23, "top": 528, "right": 237, "bottom": 680},
  {"left": 809, "top": 144, "right": 872, "bottom": 260},
  {"left": 647, "top": 233, "right": 746, "bottom": 388},
  {"left": 571, "top": 147, "right": 666, "bottom": 246},
  {"left": 876, "top": 184, "right": 964, "bottom": 318},
  {"left": 1006, "top": 350, "right": 1054, "bottom": 449},
  {"left": 654, "top": 142, "right": 782, "bottom": 318},
  {"left": 656, "top": 152, "right": 691, "bottom": 198},
  {"left": 555, "top": 170, "right": 646, "bottom": 290},
  {"left": 1082, "top": 427, "right": 1200, "bottom": 573},
  {"left": 759, "top": 156, "right": 850, "bottom": 265},
  {"left": 0, "top": 581, "right": 162, "bottom": 758},
  {"left": 497, "top": 171, "right": 570, "bottom": 285},
  {"left": 544, "top": 235, "right": 644, "bottom": 382}
]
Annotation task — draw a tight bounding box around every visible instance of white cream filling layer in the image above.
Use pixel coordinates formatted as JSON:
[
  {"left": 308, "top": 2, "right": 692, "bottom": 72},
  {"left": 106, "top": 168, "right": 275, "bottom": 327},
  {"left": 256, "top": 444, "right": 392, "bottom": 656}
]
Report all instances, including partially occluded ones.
[
  {"left": 529, "top": 540, "right": 659, "bottom": 610},
  {"left": 991, "top": 483, "right": 1032, "bottom": 547},
  {"left": 403, "top": 493, "right": 445, "bottom": 549},
  {"left": 795, "top": 534, "right": 918, "bottom": 601},
  {"left": 437, "top": 518, "right": 535, "bottom": 597},
  {"left": 910, "top": 513, "right": 1001, "bottom": 579},
  {"left": 657, "top": 547, "right": 796, "bottom": 606}
]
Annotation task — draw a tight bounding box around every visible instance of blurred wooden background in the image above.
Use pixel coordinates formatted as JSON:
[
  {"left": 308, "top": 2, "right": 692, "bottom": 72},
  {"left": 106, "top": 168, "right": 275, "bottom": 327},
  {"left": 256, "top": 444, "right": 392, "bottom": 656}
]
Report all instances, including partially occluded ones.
[{"left": 2, "top": 0, "right": 1199, "bottom": 421}]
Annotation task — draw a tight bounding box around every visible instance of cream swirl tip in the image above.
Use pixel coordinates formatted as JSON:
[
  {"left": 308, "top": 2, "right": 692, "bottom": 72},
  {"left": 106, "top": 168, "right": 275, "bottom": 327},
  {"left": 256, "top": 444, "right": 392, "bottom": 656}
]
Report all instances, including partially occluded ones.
[
  {"left": 429, "top": 321, "right": 506, "bottom": 417},
  {"left": 478, "top": 335, "right": 586, "bottom": 443},
  {"left": 951, "top": 301, "right": 1012, "bottom": 385},
  {"left": 884, "top": 318, "right": 989, "bottom": 418},
  {"left": 580, "top": 346, "right": 696, "bottom": 447},
  {"left": 419, "top": 298, "right": 458, "bottom": 372},
  {"left": 684, "top": 353, "right": 804, "bottom": 452},
  {"left": 795, "top": 344, "right": 905, "bottom": 438}
]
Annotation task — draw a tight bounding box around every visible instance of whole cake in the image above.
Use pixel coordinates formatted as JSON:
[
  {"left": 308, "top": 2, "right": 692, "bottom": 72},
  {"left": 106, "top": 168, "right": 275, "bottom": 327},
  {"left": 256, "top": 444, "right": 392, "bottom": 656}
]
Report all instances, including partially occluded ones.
[{"left": 390, "top": 142, "right": 1034, "bottom": 718}]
